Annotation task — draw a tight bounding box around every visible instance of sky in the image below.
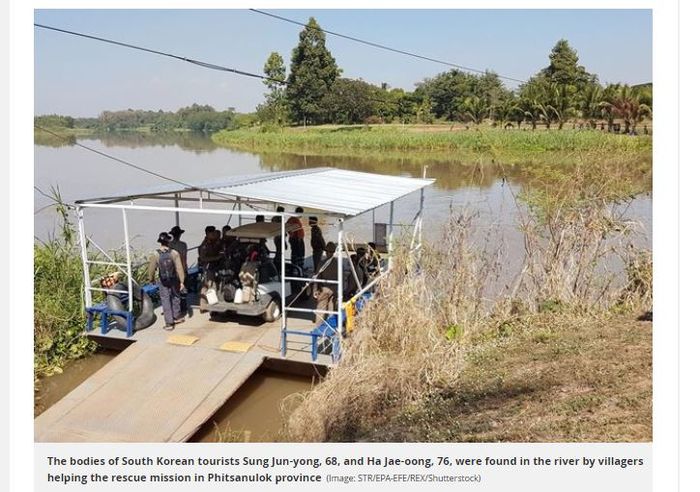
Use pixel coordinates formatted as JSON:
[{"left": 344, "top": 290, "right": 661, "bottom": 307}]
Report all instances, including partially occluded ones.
[{"left": 34, "top": 9, "right": 652, "bottom": 117}]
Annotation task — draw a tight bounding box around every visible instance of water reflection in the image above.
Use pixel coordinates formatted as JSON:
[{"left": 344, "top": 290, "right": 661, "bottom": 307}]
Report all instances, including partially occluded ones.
[
  {"left": 34, "top": 131, "right": 77, "bottom": 148},
  {"left": 34, "top": 131, "right": 651, "bottom": 255},
  {"left": 257, "top": 151, "right": 527, "bottom": 191},
  {"left": 79, "top": 131, "right": 219, "bottom": 153}
]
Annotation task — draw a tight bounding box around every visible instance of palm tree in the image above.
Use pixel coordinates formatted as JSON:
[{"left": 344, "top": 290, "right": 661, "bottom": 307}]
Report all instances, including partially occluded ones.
[
  {"left": 518, "top": 97, "right": 540, "bottom": 130},
  {"left": 493, "top": 97, "right": 522, "bottom": 128},
  {"left": 599, "top": 83, "right": 621, "bottom": 132},
  {"left": 578, "top": 84, "right": 602, "bottom": 128},
  {"left": 599, "top": 84, "right": 652, "bottom": 134},
  {"left": 535, "top": 102, "right": 558, "bottom": 130},
  {"left": 547, "top": 84, "right": 576, "bottom": 130},
  {"left": 461, "top": 96, "right": 491, "bottom": 125}
]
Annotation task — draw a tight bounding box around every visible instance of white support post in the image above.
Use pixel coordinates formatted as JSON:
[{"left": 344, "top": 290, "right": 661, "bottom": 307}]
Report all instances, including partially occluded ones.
[
  {"left": 418, "top": 187, "right": 425, "bottom": 249},
  {"left": 76, "top": 207, "right": 92, "bottom": 309},
  {"left": 388, "top": 201, "right": 395, "bottom": 270},
  {"left": 336, "top": 220, "right": 344, "bottom": 357},
  {"left": 122, "top": 209, "right": 133, "bottom": 313},
  {"left": 174, "top": 193, "right": 180, "bottom": 227},
  {"left": 237, "top": 198, "right": 242, "bottom": 227},
  {"left": 280, "top": 212, "right": 287, "bottom": 354}
]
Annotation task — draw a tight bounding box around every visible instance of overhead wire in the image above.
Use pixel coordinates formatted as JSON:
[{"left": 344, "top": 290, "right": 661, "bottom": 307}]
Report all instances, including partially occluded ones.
[
  {"left": 33, "top": 23, "right": 287, "bottom": 85},
  {"left": 249, "top": 9, "right": 526, "bottom": 84},
  {"left": 35, "top": 125, "right": 204, "bottom": 190},
  {"left": 33, "top": 125, "right": 262, "bottom": 209},
  {"left": 33, "top": 20, "right": 502, "bottom": 110}
]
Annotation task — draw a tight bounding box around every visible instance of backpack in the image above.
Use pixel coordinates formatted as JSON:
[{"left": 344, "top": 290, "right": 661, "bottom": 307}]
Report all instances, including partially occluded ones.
[{"left": 158, "top": 249, "right": 177, "bottom": 285}]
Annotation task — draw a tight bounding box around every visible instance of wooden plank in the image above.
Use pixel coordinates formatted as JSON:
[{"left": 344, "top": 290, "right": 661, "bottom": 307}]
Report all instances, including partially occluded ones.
[
  {"left": 169, "top": 351, "right": 264, "bottom": 442},
  {"left": 34, "top": 344, "right": 265, "bottom": 442}
]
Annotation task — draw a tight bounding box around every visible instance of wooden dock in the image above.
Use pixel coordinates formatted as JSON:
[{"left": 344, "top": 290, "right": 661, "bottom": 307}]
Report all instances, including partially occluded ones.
[{"left": 35, "top": 305, "right": 328, "bottom": 442}]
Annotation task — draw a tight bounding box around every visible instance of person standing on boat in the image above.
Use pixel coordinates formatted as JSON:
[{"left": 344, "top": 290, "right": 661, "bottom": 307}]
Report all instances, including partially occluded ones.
[
  {"left": 313, "top": 242, "right": 338, "bottom": 326},
  {"left": 148, "top": 232, "right": 186, "bottom": 330},
  {"left": 198, "top": 225, "right": 224, "bottom": 312},
  {"left": 309, "top": 216, "right": 326, "bottom": 273},
  {"left": 287, "top": 207, "right": 306, "bottom": 268},
  {"left": 169, "top": 225, "right": 188, "bottom": 315}
]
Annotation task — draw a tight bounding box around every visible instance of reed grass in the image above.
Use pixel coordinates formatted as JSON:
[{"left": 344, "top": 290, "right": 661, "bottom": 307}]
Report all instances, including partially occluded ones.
[
  {"left": 213, "top": 126, "right": 651, "bottom": 159},
  {"left": 283, "top": 186, "right": 652, "bottom": 442}
]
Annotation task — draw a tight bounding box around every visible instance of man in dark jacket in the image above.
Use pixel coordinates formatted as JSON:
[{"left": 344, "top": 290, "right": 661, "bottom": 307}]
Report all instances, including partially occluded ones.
[
  {"left": 169, "top": 225, "right": 188, "bottom": 314},
  {"left": 309, "top": 216, "right": 326, "bottom": 273},
  {"left": 287, "top": 207, "right": 305, "bottom": 268}
]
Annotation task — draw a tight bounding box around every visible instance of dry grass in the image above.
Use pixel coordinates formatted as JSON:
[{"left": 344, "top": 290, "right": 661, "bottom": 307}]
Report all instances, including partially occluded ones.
[
  {"left": 283, "top": 200, "right": 652, "bottom": 442},
  {"left": 374, "top": 311, "right": 651, "bottom": 442}
]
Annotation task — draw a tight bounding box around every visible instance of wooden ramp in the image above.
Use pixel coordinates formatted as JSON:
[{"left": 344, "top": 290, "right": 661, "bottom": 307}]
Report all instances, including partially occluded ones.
[{"left": 34, "top": 342, "right": 265, "bottom": 442}]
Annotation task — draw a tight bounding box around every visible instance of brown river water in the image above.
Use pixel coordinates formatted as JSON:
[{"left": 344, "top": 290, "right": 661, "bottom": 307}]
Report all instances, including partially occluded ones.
[
  {"left": 34, "top": 351, "right": 314, "bottom": 442},
  {"left": 34, "top": 131, "right": 652, "bottom": 440}
]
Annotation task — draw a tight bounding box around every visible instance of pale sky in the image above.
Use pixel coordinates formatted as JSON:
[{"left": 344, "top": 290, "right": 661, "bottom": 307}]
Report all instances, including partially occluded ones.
[{"left": 34, "top": 9, "right": 652, "bottom": 116}]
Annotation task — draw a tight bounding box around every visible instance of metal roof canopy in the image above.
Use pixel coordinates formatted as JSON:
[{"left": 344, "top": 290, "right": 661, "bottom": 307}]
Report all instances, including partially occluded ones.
[
  {"left": 75, "top": 166, "right": 433, "bottom": 362},
  {"left": 76, "top": 167, "right": 435, "bottom": 218}
]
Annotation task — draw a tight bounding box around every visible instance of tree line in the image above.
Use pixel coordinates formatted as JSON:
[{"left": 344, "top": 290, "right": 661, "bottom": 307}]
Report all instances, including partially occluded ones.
[
  {"left": 257, "top": 18, "right": 652, "bottom": 133},
  {"left": 35, "top": 103, "right": 254, "bottom": 133},
  {"left": 35, "top": 18, "right": 651, "bottom": 134}
]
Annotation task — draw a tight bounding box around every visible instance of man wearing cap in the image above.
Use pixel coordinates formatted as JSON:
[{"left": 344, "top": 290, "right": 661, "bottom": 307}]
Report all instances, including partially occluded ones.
[
  {"left": 313, "top": 241, "right": 338, "bottom": 326},
  {"left": 169, "top": 225, "right": 188, "bottom": 315},
  {"left": 148, "top": 232, "right": 186, "bottom": 330},
  {"left": 170, "top": 226, "right": 188, "bottom": 272}
]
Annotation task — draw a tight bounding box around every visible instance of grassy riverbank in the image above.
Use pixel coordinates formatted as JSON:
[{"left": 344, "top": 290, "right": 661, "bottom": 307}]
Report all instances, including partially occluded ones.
[
  {"left": 284, "top": 183, "right": 652, "bottom": 443},
  {"left": 213, "top": 125, "right": 652, "bottom": 163},
  {"left": 34, "top": 238, "right": 96, "bottom": 383}
]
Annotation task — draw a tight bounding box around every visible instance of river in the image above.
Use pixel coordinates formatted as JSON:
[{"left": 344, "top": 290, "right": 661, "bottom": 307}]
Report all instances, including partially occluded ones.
[
  {"left": 33, "top": 131, "right": 652, "bottom": 441},
  {"left": 34, "top": 131, "right": 651, "bottom": 261}
]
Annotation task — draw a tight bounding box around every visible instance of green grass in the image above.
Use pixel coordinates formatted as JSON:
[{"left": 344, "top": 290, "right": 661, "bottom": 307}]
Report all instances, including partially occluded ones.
[
  {"left": 213, "top": 125, "right": 652, "bottom": 160},
  {"left": 34, "top": 238, "right": 95, "bottom": 381}
]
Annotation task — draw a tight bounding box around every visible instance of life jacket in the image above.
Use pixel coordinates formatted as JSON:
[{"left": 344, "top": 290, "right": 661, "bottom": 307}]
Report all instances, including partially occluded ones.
[{"left": 158, "top": 249, "right": 177, "bottom": 285}]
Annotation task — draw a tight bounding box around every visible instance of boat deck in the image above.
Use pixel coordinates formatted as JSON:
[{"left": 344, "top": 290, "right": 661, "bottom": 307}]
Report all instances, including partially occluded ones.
[{"left": 34, "top": 300, "right": 329, "bottom": 442}]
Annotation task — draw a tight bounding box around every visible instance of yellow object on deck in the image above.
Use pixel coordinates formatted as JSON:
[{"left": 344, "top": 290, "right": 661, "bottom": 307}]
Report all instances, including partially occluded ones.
[
  {"left": 219, "top": 341, "right": 253, "bottom": 353},
  {"left": 344, "top": 300, "right": 356, "bottom": 333},
  {"left": 167, "top": 335, "right": 199, "bottom": 346}
]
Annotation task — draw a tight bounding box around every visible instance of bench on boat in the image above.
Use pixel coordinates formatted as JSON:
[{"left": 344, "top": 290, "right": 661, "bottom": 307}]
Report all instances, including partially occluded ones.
[{"left": 282, "top": 292, "right": 372, "bottom": 363}]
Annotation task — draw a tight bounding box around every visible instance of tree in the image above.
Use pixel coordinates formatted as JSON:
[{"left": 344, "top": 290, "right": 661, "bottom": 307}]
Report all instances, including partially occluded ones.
[
  {"left": 518, "top": 76, "right": 548, "bottom": 129},
  {"left": 259, "top": 52, "right": 288, "bottom": 125},
  {"left": 599, "top": 84, "right": 652, "bottom": 134},
  {"left": 321, "top": 78, "right": 376, "bottom": 124},
  {"left": 599, "top": 83, "right": 621, "bottom": 131},
  {"left": 414, "top": 69, "right": 478, "bottom": 121},
  {"left": 415, "top": 96, "right": 434, "bottom": 123},
  {"left": 578, "top": 83, "right": 603, "bottom": 128},
  {"left": 461, "top": 96, "right": 490, "bottom": 124},
  {"left": 541, "top": 39, "right": 595, "bottom": 89},
  {"left": 492, "top": 95, "right": 522, "bottom": 127},
  {"left": 263, "top": 52, "right": 286, "bottom": 91},
  {"left": 286, "top": 17, "right": 340, "bottom": 125},
  {"left": 545, "top": 82, "right": 576, "bottom": 130},
  {"left": 475, "top": 70, "right": 510, "bottom": 120}
]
